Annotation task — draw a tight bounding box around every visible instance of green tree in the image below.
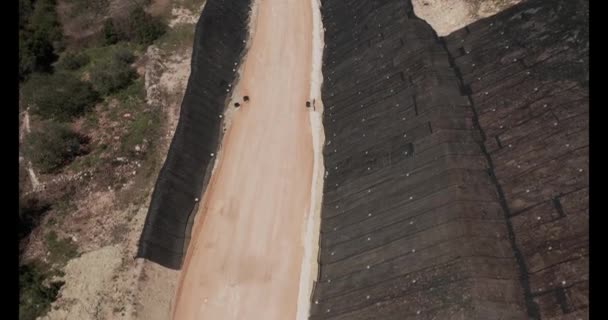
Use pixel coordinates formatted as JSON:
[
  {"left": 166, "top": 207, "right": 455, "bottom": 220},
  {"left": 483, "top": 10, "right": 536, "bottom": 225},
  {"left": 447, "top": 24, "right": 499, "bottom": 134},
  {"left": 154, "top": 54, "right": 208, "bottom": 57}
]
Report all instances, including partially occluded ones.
[
  {"left": 21, "top": 73, "right": 98, "bottom": 121},
  {"left": 19, "top": 30, "right": 58, "bottom": 79},
  {"left": 18, "top": 0, "right": 63, "bottom": 80},
  {"left": 22, "top": 122, "right": 83, "bottom": 173},
  {"left": 127, "top": 7, "right": 166, "bottom": 45},
  {"left": 102, "top": 19, "right": 122, "bottom": 45}
]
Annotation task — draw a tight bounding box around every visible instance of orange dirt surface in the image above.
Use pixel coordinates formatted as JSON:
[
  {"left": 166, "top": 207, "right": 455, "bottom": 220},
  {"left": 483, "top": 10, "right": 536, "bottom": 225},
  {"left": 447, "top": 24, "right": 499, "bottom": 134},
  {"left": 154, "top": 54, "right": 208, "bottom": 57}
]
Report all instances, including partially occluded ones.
[{"left": 171, "top": 0, "right": 315, "bottom": 319}]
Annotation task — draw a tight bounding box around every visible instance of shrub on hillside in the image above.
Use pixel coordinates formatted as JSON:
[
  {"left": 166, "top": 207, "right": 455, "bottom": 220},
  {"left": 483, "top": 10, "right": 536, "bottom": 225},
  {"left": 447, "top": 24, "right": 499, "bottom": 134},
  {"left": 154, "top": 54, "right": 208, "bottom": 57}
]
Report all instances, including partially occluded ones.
[
  {"left": 19, "top": 30, "right": 58, "bottom": 79},
  {"left": 45, "top": 230, "right": 79, "bottom": 265},
  {"left": 102, "top": 7, "right": 165, "bottom": 46},
  {"left": 102, "top": 19, "right": 122, "bottom": 45},
  {"left": 55, "top": 51, "right": 90, "bottom": 70},
  {"left": 90, "top": 54, "right": 136, "bottom": 96},
  {"left": 21, "top": 73, "right": 98, "bottom": 121},
  {"left": 111, "top": 47, "right": 135, "bottom": 65},
  {"left": 19, "top": 195, "right": 51, "bottom": 240},
  {"left": 19, "top": 0, "right": 33, "bottom": 29},
  {"left": 28, "top": 0, "right": 63, "bottom": 44},
  {"left": 127, "top": 7, "right": 166, "bottom": 45},
  {"left": 22, "top": 122, "right": 83, "bottom": 173},
  {"left": 19, "top": 262, "right": 64, "bottom": 320}
]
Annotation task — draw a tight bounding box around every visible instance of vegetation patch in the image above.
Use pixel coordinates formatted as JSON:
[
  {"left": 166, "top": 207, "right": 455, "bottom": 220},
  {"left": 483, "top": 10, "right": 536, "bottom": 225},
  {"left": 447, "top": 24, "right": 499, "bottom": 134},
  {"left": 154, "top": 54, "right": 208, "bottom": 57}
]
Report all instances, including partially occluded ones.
[
  {"left": 19, "top": 0, "right": 64, "bottom": 80},
  {"left": 121, "top": 108, "right": 160, "bottom": 155},
  {"left": 90, "top": 53, "right": 136, "bottom": 96},
  {"left": 63, "top": 0, "right": 109, "bottom": 19},
  {"left": 19, "top": 196, "right": 51, "bottom": 242},
  {"left": 128, "top": 7, "right": 167, "bottom": 45},
  {"left": 19, "top": 261, "right": 65, "bottom": 320},
  {"left": 102, "top": 6, "right": 166, "bottom": 46},
  {"left": 18, "top": 0, "right": 193, "bottom": 317},
  {"left": 22, "top": 122, "right": 86, "bottom": 173},
  {"left": 157, "top": 23, "right": 196, "bottom": 52},
  {"left": 45, "top": 230, "right": 80, "bottom": 267},
  {"left": 21, "top": 72, "right": 98, "bottom": 121},
  {"left": 78, "top": 43, "right": 142, "bottom": 75},
  {"left": 55, "top": 51, "right": 90, "bottom": 71}
]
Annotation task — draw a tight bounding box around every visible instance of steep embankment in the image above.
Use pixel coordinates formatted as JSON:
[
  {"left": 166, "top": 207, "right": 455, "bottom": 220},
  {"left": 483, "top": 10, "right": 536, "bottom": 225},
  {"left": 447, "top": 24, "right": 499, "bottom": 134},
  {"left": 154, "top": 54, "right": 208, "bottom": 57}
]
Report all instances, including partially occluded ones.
[
  {"left": 311, "top": 0, "right": 531, "bottom": 318},
  {"left": 137, "top": 0, "right": 251, "bottom": 270},
  {"left": 443, "top": 0, "right": 589, "bottom": 317},
  {"left": 309, "top": 0, "right": 587, "bottom": 319}
]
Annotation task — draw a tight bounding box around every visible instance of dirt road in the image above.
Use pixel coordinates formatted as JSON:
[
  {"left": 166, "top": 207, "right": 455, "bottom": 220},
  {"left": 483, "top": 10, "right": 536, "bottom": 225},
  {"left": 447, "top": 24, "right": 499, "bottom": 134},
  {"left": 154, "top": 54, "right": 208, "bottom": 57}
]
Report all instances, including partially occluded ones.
[{"left": 171, "top": 0, "right": 316, "bottom": 318}]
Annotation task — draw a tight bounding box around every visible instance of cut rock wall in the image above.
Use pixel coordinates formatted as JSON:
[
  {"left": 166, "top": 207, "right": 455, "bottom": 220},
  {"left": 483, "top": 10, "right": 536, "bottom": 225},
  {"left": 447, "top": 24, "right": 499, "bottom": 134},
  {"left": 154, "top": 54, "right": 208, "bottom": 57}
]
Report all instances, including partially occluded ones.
[{"left": 137, "top": 0, "right": 251, "bottom": 270}]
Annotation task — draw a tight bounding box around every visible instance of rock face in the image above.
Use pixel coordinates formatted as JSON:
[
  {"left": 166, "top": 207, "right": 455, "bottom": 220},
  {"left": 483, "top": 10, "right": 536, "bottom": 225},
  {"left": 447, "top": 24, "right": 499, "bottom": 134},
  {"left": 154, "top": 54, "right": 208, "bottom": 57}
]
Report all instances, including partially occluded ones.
[
  {"left": 137, "top": 0, "right": 252, "bottom": 270},
  {"left": 168, "top": 7, "right": 199, "bottom": 27},
  {"left": 443, "top": 1, "right": 589, "bottom": 318},
  {"left": 144, "top": 46, "right": 165, "bottom": 107},
  {"left": 310, "top": 0, "right": 587, "bottom": 319}
]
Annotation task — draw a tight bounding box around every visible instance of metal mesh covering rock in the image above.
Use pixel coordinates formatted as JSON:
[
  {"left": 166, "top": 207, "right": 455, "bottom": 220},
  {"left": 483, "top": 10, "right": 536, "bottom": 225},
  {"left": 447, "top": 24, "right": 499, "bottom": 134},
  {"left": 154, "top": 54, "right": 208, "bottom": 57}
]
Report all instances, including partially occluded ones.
[
  {"left": 137, "top": 0, "right": 252, "bottom": 270},
  {"left": 443, "top": 0, "right": 589, "bottom": 318},
  {"left": 310, "top": 0, "right": 587, "bottom": 319}
]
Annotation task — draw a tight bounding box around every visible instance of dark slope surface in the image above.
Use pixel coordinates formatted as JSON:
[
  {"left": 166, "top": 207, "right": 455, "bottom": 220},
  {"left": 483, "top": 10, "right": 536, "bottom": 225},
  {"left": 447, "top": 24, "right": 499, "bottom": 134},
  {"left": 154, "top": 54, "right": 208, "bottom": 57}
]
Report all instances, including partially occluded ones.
[
  {"left": 137, "top": 0, "right": 251, "bottom": 270},
  {"left": 444, "top": 0, "right": 589, "bottom": 318},
  {"left": 310, "top": 0, "right": 588, "bottom": 319}
]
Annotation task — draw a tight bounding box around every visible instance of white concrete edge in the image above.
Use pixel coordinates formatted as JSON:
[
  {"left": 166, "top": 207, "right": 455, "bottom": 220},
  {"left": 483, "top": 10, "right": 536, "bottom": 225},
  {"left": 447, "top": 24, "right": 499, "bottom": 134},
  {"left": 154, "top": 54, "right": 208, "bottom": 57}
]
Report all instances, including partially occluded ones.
[{"left": 296, "top": 0, "right": 325, "bottom": 318}]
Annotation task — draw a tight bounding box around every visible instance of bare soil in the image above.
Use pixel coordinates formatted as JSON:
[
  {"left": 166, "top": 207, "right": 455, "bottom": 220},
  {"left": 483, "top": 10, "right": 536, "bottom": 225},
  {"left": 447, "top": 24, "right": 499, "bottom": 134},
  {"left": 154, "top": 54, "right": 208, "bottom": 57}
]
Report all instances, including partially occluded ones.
[{"left": 412, "top": 0, "right": 522, "bottom": 36}]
